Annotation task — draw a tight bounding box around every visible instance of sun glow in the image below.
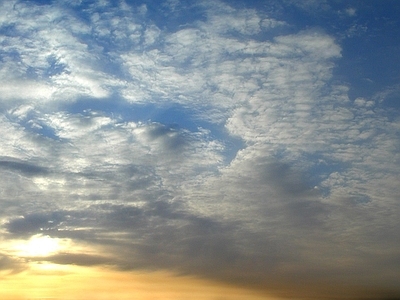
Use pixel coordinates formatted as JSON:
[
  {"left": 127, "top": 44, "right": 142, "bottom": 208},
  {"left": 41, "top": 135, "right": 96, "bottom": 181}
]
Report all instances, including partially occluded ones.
[
  {"left": 14, "top": 234, "right": 61, "bottom": 257},
  {"left": 0, "top": 266, "right": 278, "bottom": 300}
]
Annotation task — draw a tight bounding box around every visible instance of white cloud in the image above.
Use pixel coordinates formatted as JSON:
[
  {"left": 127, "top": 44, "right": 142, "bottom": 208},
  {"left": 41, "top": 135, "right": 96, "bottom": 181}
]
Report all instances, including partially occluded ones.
[
  {"left": 0, "top": 1, "right": 122, "bottom": 103},
  {"left": 345, "top": 7, "right": 356, "bottom": 17},
  {"left": 1, "top": 0, "right": 397, "bottom": 229}
]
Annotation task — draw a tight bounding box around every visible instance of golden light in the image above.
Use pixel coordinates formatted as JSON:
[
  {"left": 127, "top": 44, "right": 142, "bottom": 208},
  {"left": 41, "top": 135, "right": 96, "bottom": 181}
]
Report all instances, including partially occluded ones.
[
  {"left": 0, "top": 235, "right": 280, "bottom": 300},
  {"left": 0, "top": 267, "right": 279, "bottom": 300},
  {"left": 14, "top": 234, "right": 61, "bottom": 257}
]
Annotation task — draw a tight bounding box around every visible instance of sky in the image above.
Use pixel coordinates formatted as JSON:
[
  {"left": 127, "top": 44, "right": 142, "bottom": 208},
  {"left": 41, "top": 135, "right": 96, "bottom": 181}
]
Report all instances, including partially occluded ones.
[{"left": 0, "top": 0, "right": 400, "bottom": 299}]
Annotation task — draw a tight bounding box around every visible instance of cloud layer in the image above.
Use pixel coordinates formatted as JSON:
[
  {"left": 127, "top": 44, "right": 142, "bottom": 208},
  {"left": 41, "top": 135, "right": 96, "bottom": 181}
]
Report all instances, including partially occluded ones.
[{"left": 1, "top": 0, "right": 400, "bottom": 299}]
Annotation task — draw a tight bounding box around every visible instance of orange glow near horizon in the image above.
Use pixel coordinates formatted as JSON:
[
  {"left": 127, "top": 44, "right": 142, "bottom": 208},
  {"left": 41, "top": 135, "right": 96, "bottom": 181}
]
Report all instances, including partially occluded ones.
[{"left": 0, "top": 263, "right": 279, "bottom": 300}]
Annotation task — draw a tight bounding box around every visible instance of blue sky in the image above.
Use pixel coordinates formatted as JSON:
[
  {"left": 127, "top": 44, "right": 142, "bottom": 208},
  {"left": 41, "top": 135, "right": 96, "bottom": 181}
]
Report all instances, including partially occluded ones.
[{"left": 1, "top": 1, "right": 400, "bottom": 299}]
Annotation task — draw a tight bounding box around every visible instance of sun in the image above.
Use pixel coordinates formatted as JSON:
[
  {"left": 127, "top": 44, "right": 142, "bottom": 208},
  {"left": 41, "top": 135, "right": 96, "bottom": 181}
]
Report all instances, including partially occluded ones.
[{"left": 15, "top": 234, "right": 61, "bottom": 257}]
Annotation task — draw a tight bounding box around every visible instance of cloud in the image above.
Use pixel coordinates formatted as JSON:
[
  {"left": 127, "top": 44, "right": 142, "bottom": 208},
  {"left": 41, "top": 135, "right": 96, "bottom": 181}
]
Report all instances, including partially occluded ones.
[
  {"left": 41, "top": 253, "right": 113, "bottom": 267},
  {"left": 0, "top": 158, "right": 48, "bottom": 177},
  {"left": 5, "top": 212, "right": 66, "bottom": 237},
  {"left": 283, "top": 0, "right": 331, "bottom": 13},
  {"left": 0, "top": 254, "right": 24, "bottom": 273},
  {"left": 345, "top": 7, "right": 357, "bottom": 17},
  {"left": 0, "top": 0, "right": 400, "bottom": 299},
  {"left": 0, "top": 0, "right": 123, "bottom": 104}
]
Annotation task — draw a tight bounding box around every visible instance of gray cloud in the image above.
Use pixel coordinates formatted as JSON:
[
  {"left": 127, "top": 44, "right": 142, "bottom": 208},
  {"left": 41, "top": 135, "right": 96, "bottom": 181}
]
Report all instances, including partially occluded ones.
[
  {"left": 41, "top": 253, "right": 114, "bottom": 267},
  {"left": 142, "top": 122, "right": 188, "bottom": 152},
  {"left": 0, "top": 159, "right": 48, "bottom": 177},
  {"left": 0, "top": 254, "right": 24, "bottom": 273},
  {"left": 5, "top": 211, "right": 66, "bottom": 237}
]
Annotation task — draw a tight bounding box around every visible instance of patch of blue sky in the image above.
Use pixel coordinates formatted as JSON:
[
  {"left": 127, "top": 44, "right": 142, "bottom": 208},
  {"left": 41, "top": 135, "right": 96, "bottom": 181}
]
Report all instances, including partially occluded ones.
[
  {"left": 6, "top": 110, "right": 60, "bottom": 141},
  {"left": 32, "top": 123, "right": 60, "bottom": 140},
  {"left": 382, "top": 91, "right": 400, "bottom": 111},
  {"left": 339, "top": 34, "right": 400, "bottom": 98},
  {"left": 251, "top": 1, "right": 398, "bottom": 102},
  {"left": 140, "top": 0, "right": 207, "bottom": 32},
  {"left": 44, "top": 56, "right": 69, "bottom": 77},
  {"left": 0, "top": 23, "right": 20, "bottom": 37},
  {"left": 63, "top": 98, "right": 245, "bottom": 163},
  {"left": 26, "top": 0, "right": 53, "bottom": 5},
  {"left": 268, "top": 0, "right": 400, "bottom": 115},
  {"left": 0, "top": 49, "right": 21, "bottom": 64},
  {"left": 323, "top": 3, "right": 400, "bottom": 109}
]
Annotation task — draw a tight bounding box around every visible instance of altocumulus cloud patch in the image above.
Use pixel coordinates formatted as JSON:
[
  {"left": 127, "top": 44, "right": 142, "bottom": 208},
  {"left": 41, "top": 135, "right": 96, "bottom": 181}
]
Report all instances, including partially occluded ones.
[{"left": 0, "top": 0, "right": 400, "bottom": 299}]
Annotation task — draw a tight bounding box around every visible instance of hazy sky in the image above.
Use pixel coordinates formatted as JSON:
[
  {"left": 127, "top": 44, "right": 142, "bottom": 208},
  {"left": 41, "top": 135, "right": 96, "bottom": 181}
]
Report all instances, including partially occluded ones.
[{"left": 1, "top": 0, "right": 400, "bottom": 299}]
